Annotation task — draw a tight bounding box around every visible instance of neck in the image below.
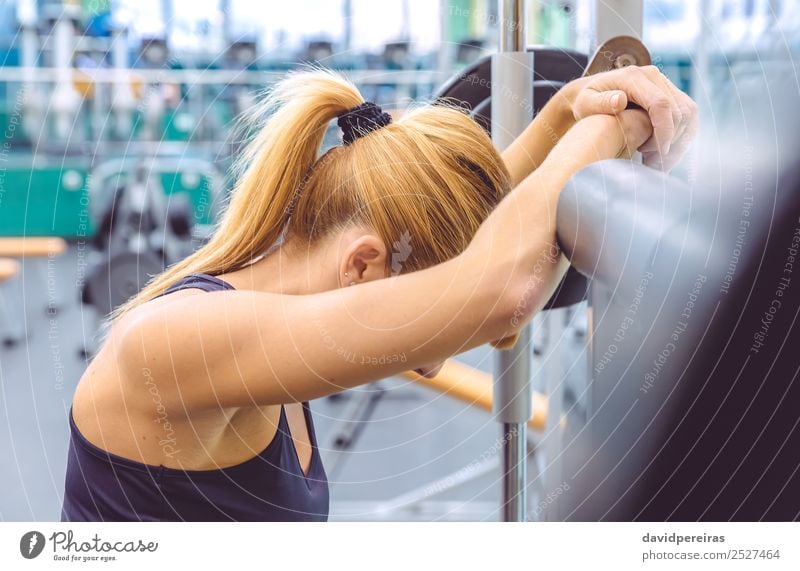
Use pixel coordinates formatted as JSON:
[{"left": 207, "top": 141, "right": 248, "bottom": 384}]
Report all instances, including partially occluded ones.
[{"left": 221, "top": 236, "right": 337, "bottom": 295}]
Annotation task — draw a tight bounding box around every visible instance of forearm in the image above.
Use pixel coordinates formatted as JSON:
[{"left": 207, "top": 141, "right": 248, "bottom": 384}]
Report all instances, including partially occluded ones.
[
  {"left": 500, "top": 87, "right": 575, "bottom": 187},
  {"left": 470, "top": 113, "right": 640, "bottom": 325},
  {"left": 466, "top": 155, "right": 574, "bottom": 327}
]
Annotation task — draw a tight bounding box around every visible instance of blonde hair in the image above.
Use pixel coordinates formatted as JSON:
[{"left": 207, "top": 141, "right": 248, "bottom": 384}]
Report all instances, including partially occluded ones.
[{"left": 115, "top": 69, "right": 517, "bottom": 347}]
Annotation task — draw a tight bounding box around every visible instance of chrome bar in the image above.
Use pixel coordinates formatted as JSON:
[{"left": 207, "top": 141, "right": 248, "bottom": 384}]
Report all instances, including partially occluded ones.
[
  {"left": 492, "top": 0, "right": 532, "bottom": 523},
  {"left": 502, "top": 421, "right": 528, "bottom": 521},
  {"left": 498, "top": 0, "right": 526, "bottom": 52}
]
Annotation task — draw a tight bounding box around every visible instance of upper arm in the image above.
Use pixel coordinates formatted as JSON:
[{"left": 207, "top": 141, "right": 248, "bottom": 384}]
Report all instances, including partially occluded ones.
[
  {"left": 118, "top": 260, "right": 516, "bottom": 412},
  {"left": 501, "top": 92, "right": 574, "bottom": 187}
]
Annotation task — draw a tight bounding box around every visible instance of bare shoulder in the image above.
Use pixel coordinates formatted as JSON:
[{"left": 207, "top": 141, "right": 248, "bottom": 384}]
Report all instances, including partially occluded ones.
[
  {"left": 112, "top": 286, "right": 294, "bottom": 410},
  {"left": 74, "top": 289, "right": 218, "bottom": 411},
  {"left": 73, "top": 289, "right": 208, "bottom": 411}
]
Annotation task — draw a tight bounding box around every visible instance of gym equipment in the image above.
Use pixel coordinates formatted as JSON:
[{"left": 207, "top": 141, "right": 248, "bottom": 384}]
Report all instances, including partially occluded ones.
[
  {"left": 435, "top": 43, "right": 587, "bottom": 135},
  {"left": 436, "top": 2, "right": 652, "bottom": 517},
  {"left": 548, "top": 64, "right": 800, "bottom": 520},
  {"left": 403, "top": 361, "right": 548, "bottom": 432},
  {"left": 44, "top": 4, "right": 83, "bottom": 145},
  {"left": 490, "top": 0, "right": 534, "bottom": 523},
  {"left": 325, "top": 361, "right": 551, "bottom": 517},
  {"left": 81, "top": 157, "right": 223, "bottom": 318},
  {"left": 322, "top": 381, "right": 388, "bottom": 479},
  {"left": 0, "top": 163, "right": 91, "bottom": 237},
  {"left": 0, "top": 259, "right": 19, "bottom": 282},
  {"left": 0, "top": 237, "right": 67, "bottom": 346},
  {"left": 583, "top": 35, "right": 651, "bottom": 76},
  {"left": 0, "top": 237, "right": 67, "bottom": 257},
  {"left": 0, "top": 259, "right": 21, "bottom": 346},
  {"left": 81, "top": 168, "right": 170, "bottom": 317}
]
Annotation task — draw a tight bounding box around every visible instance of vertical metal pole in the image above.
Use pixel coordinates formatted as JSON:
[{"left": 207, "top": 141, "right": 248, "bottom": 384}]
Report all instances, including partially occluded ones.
[
  {"left": 18, "top": 0, "right": 42, "bottom": 140},
  {"left": 343, "top": 0, "right": 353, "bottom": 54},
  {"left": 52, "top": 8, "right": 81, "bottom": 142},
  {"left": 492, "top": 0, "right": 533, "bottom": 523},
  {"left": 498, "top": 0, "right": 526, "bottom": 52},
  {"left": 693, "top": 0, "right": 710, "bottom": 105},
  {"left": 438, "top": 0, "right": 451, "bottom": 80},
  {"left": 592, "top": 0, "right": 643, "bottom": 48},
  {"left": 112, "top": 25, "right": 136, "bottom": 139}
]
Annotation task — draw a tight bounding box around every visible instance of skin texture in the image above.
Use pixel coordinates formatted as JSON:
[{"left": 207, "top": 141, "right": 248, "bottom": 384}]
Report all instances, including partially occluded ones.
[{"left": 72, "top": 67, "right": 692, "bottom": 474}]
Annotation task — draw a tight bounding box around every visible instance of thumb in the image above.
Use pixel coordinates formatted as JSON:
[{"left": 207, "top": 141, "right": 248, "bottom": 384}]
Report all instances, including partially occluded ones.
[{"left": 575, "top": 89, "right": 628, "bottom": 118}]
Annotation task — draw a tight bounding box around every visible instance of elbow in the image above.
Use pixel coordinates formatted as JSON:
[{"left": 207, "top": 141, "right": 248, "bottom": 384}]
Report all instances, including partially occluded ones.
[
  {"left": 488, "top": 276, "right": 546, "bottom": 344},
  {"left": 508, "top": 278, "right": 546, "bottom": 330},
  {"left": 491, "top": 242, "right": 569, "bottom": 341}
]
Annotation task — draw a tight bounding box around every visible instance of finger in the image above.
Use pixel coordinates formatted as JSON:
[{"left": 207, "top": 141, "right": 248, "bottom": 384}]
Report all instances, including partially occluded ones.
[
  {"left": 660, "top": 105, "right": 700, "bottom": 172},
  {"left": 642, "top": 125, "right": 685, "bottom": 171},
  {"left": 595, "top": 66, "right": 677, "bottom": 157},
  {"left": 637, "top": 101, "right": 689, "bottom": 154},
  {"left": 635, "top": 71, "right": 683, "bottom": 162},
  {"left": 654, "top": 87, "right": 698, "bottom": 172},
  {"left": 639, "top": 135, "right": 662, "bottom": 153},
  {"left": 641, "top": 150, "right": 665, "bottom": 170},
  {"left": 676, "top": 94, "right": 699, "bottom": 148},
  {"left": 638, "top": 115, "right": 686, "bottom": 157},
  {"left": 617, "top": 108, "right": 653, "bottom": 154},
  {"left": 573, "top": 88, "right": 628, "bottom": 118},
  {"left": 643, "top": 66, "right": 700, "bottom": 162},
  {"left": 641, "top": 66, "right": 684, "bottom": 136}
]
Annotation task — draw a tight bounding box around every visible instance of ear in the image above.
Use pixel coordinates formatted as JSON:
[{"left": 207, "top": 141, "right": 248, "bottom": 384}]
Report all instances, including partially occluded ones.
[{"left": 339, "top": 234, "right": 388, "bottom": 286}]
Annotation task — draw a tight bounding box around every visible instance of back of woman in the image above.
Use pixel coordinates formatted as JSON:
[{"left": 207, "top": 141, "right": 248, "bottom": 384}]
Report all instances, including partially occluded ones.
[{"left": 63, "top": 274, "right": 328, "bottom": 522}]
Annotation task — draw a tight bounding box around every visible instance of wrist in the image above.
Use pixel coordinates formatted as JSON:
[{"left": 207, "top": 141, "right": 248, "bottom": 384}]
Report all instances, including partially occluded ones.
[
  {"left": 559, "top": 115, "right": 626, "bottom": 162},
  {"left": 538, "top": 90, "right": 576, "bottom": 139},
  {"left": 536, "top": 116, "right": 621, "bottom": 193},
  {"left": 552, "top": 78, "right": 586, "bottom": 124}
]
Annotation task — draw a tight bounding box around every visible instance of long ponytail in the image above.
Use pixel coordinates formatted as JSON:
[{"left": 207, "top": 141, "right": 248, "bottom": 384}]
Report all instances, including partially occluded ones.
[{"left": 113, "top": 70, "right": 364, "bottom": 320}]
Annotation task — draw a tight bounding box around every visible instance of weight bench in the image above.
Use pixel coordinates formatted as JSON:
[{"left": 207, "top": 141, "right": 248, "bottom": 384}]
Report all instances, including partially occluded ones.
[
  {"left": 0, "top": 237, "right": 68, "bottom": 346},
  {"left": 402, "top": 360, "right": 548, "bottom": 432},
  {"left": 0, "top": 258, "right": 20, "bottom": 283}
]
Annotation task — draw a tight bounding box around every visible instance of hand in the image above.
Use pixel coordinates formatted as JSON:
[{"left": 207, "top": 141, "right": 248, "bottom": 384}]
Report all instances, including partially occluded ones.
[
  {"left": 552, "top": 109, "right": 654, "bottom": 173},
  {"left": 563, "top": 65, "right": 698, "bottom": 172}
]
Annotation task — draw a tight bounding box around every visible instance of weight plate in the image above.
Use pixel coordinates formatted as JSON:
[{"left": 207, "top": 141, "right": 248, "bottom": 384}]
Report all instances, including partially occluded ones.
[
  {"left": 83, "top": 250, "right": 164, "bottom": 317},
  {"left": 583, "top": 35, "right": 651, "bottom": 76}
]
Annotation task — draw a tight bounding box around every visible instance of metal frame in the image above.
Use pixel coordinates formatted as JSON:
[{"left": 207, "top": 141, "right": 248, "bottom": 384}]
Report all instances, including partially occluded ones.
[
  {"left": 492, "top": 0, "right": 534, "bottom": 522},
  {"left": 592, "top": 0, "right": 644, "bottom": 48}
]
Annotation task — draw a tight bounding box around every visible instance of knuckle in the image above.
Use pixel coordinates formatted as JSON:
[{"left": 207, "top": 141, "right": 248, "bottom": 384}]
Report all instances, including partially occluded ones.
[{"left": 652, "top": 96, "right": 671, "bottom": 111}]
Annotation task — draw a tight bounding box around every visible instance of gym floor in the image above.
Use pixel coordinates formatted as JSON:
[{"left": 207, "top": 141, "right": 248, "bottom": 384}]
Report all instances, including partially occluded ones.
[{"left": 0, "top": 245, "right": 579, "bottom": 522}]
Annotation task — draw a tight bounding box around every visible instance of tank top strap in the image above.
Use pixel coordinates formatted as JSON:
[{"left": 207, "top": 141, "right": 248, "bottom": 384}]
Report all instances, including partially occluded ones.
[
  {"left": 301, "top": 402, "right": 319, "bottom": 447},
  {"left": 276, "top": 403, "right": 319, "bottom": 448},
  {"left": 159, "top": 273, "right": 236, "bottom": 297}
]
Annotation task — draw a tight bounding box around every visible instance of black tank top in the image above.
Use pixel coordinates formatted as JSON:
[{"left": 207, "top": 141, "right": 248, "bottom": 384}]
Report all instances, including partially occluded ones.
[{"left": 61, "top": 274, "right": 329, "bottom": 521}]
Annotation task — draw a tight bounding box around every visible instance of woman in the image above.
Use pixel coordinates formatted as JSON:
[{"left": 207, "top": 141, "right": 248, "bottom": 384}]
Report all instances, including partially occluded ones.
[{"left": 63, "top": 66, "right": 696, "bottom": 521}]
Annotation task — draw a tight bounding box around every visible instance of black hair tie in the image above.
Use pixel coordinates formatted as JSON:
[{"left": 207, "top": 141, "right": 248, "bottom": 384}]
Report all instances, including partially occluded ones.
[{"left": 337, "top": 102, "right": 392, "bottom": 145}]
